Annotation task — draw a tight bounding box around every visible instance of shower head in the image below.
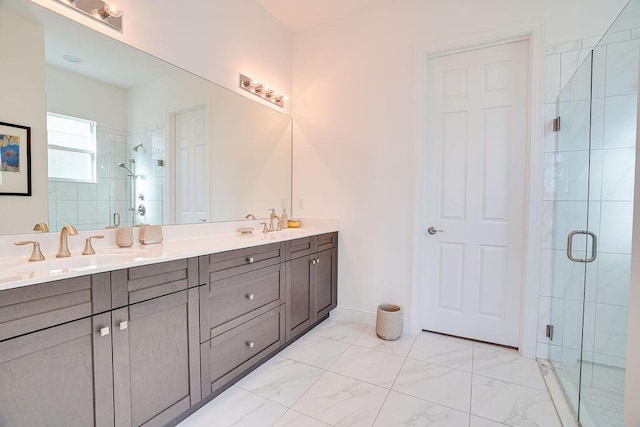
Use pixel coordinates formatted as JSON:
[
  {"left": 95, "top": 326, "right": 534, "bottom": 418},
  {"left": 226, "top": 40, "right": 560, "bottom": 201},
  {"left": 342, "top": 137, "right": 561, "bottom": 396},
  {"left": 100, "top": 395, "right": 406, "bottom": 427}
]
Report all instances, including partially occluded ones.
[
  {"left": 132, "top": 143, "right": 144, "bottom": 152},
  {"left": 118, "top": 162, "right": 135, "bottom": 176}
]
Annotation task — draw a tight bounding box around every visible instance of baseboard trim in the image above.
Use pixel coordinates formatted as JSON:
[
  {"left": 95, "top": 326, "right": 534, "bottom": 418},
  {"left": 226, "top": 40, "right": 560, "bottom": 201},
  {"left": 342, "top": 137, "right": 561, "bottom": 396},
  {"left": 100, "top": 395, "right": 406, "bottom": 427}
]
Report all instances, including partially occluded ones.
[{"left": 332, "top": 306, "right": 411, "bottom": 333}]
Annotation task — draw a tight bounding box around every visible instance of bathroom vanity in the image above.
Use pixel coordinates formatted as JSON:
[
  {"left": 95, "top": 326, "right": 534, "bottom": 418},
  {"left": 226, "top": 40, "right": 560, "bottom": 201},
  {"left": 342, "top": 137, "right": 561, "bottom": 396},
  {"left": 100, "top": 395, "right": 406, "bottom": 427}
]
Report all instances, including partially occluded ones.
[{"left": 0, "top": 224, "right": 338, "bottom": 427}]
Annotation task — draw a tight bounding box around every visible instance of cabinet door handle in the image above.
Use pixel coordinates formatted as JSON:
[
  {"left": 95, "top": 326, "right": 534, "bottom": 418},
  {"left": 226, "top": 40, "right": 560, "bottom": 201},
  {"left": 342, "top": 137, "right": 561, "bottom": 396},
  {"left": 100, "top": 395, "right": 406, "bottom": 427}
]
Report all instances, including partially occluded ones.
[
  {"left": 246, "top": 257, "right": 254, "bottom": 264},
  {"left": 119, "top": 321, "right": 129, "bottom": 331},
  {"left": 99, "top": 326, "right": 110, "bottom": 337},
  {"left": 316, "top": 259, "right": 321, "bottom": 264},
  {"left": 247, "top": 341, "right": 255, "bottom": 349},
  {"left": 246, "top": 293, "right": 255, "bottom": 301},
  {"left": 311, "top": 259, "right": 318, "bottom": 265}
]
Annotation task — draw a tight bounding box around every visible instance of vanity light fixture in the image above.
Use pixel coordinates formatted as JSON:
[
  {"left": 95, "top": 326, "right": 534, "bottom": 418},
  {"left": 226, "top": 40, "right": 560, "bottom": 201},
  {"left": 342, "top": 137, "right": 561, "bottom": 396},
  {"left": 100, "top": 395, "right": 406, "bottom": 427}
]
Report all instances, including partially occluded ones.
[
  {"left": 54, "top": 0, "right": 124, "bottom": 32},
  {"left": 239, "top": 74, "right": 286, "bottom": 108}
]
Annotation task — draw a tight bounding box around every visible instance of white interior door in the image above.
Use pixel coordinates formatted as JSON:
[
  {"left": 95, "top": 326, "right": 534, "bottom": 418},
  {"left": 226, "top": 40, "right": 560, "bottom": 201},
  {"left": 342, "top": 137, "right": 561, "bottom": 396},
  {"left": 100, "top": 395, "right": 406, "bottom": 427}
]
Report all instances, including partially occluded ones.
[
  {"left": 175, "top": 107, "right": 209, "bottom": 224},
  {"left": 423, "top": 40, "right": 529, "bottom": 347}
]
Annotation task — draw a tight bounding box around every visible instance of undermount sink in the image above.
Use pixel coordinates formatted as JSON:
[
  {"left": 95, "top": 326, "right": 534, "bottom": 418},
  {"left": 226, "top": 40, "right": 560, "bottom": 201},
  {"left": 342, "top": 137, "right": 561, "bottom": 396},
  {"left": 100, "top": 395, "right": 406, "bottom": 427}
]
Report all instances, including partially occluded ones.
[{"left": 11, "top": 251, "right": 146, "bottom": 276}]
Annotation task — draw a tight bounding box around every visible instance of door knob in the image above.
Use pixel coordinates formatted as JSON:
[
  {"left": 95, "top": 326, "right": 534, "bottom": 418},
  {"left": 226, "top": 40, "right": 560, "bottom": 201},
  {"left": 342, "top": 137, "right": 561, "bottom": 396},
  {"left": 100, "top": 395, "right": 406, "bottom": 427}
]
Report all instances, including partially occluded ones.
[{"left": 427, "top": 227, "right": 444, "bottom": 235}]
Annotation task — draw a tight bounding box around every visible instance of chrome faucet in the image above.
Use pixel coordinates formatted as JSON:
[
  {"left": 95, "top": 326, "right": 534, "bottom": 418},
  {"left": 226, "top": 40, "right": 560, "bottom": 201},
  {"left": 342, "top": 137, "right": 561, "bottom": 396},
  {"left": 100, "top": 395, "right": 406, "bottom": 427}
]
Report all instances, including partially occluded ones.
[
  {"left": 268, "top": 209, "right": 282, "bottom": 232},
  {"left": 57, "top": 225, "right": 78, "bottom": 258}
]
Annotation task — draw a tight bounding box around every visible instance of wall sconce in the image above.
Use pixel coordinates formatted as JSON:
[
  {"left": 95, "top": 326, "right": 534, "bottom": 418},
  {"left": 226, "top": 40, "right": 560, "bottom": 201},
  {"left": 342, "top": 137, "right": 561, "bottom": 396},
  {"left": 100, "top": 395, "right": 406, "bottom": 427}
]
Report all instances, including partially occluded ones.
[
  {"left": 54, "top": 0, "right": 124, "bottom": 32},
  {"left": 239, "top": 74, "right": 286, "bottom": 108}
]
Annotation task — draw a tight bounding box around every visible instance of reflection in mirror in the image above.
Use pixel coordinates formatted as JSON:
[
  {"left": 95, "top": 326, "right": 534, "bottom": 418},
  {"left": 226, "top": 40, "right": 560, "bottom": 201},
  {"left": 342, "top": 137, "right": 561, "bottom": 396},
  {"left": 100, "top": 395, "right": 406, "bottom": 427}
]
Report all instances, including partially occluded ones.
[{"left": 0, "top": 0, "right": 292, "bottom": 235}]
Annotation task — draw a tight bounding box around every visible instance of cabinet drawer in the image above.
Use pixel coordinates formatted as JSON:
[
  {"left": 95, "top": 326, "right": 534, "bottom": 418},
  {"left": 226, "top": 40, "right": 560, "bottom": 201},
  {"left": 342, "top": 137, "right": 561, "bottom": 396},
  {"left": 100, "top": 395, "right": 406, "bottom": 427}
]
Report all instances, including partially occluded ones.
[
  {"left": 315, "top": 232, "right": 338, "bottom": 252},
  {"left": 201, "top": 306, "right": 284, "bottom": 396},
  {"left": 203, "top": 242, "right": 284, "bottom": 282},
  {"left": 200, "top": 263, "right": 284, "bottom": 341},
  {"left": 286, "top": 237, "right": 313, "bottom": 260},
  {"left": 0, "top": 273, "right": 111, "bottom": 342},
  {"left": 111, "top": 258, "right": 198, "bottom": 308}
]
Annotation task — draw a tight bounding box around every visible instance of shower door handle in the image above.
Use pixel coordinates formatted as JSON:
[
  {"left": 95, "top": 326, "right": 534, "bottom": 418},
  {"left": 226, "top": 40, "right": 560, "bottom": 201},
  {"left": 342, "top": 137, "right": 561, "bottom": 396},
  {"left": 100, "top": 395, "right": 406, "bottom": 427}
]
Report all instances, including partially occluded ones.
[{"left": 566, "top": 230, "right": 598, "bottom": 263}]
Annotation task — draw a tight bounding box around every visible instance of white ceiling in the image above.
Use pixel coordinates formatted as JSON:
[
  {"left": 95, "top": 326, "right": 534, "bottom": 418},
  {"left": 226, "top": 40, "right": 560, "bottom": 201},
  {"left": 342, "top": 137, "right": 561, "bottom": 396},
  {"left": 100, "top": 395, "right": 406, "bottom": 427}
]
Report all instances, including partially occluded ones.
[{"left": 256, "top": 0, "right": 374, "bottom": 33}]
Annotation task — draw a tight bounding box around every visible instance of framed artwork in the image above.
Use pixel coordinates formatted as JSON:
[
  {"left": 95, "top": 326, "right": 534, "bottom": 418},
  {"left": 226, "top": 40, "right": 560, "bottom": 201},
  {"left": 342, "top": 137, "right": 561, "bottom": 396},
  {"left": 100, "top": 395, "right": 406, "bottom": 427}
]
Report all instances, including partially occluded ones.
[{"left": 0, "top": 121, "right": 31, "bottom": 196}]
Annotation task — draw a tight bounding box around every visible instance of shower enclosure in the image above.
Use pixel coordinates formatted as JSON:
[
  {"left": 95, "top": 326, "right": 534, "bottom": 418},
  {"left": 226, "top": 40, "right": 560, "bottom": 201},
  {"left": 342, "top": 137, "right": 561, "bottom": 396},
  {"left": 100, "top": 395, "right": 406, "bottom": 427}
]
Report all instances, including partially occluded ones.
[{"left": 546, "top": 1, "right": 639, "bottom": 425}]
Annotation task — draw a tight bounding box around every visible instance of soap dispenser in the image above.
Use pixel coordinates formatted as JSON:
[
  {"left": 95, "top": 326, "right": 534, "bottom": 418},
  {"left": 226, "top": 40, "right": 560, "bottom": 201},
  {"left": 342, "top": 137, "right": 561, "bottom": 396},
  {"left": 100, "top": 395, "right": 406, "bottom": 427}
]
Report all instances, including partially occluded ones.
[{"left": 281, "top": 208, "right": 288, "bottom": 229}]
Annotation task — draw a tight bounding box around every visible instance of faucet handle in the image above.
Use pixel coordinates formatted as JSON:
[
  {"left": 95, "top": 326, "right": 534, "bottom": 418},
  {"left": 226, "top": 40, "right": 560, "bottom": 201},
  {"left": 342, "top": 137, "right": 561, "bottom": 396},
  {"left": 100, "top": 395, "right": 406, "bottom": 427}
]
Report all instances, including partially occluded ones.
[
  {"left": 15, "top": 241, "right": 45, "bottom": 262},
  {"left": 269, "top": 208, "right": 276, "bottom": 215},
  {"left": 260, "top": 222, "right": 269, "bottom": 233},
  {"left": 83, "top": 235, "right": 105, "bottom": 255}
]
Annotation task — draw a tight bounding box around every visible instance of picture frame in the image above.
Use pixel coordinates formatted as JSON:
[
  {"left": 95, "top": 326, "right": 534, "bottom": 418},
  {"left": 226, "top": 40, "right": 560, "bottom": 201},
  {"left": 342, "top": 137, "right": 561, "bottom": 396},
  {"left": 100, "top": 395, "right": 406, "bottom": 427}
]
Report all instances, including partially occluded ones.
[{"left": 0, "top": 121, "right": 31, "bottom": 196}]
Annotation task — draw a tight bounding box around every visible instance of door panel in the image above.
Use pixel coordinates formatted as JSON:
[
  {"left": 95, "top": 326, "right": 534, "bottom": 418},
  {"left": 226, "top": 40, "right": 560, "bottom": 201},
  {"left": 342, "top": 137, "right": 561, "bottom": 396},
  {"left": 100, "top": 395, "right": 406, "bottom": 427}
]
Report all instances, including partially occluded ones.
[
  {"left": 424, "top": 40, "right": 529, "bottom": 346},
  {"left": 175, "top": 107, "right": 209, "bottom": 224}
]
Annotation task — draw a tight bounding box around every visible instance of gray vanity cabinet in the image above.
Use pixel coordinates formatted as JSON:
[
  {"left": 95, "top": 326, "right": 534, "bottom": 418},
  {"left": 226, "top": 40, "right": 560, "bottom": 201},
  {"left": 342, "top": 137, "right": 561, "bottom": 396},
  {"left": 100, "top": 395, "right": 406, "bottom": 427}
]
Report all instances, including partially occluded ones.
[
  {"left": 313, "top": 247, "right": 338, "bottom": 321},
  {"left": 285, "top": 233, "right": 338, "bottom": 339},
  {"left": 285, "top": 254, "right": 313, "bottom": 340},
  {"left": 110, "top": 259, "right": 200, "bottom": 427},
  {"left": 0, "top": 273, "right": 115, "bottom": 427}
]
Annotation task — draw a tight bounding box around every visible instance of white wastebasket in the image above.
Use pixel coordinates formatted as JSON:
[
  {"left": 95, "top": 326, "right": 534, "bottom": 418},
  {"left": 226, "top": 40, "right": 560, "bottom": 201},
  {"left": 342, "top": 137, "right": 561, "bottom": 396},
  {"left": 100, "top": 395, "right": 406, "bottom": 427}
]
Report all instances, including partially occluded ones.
[{"left": 376, "top": 304, "right": 402, "bottom": 341}]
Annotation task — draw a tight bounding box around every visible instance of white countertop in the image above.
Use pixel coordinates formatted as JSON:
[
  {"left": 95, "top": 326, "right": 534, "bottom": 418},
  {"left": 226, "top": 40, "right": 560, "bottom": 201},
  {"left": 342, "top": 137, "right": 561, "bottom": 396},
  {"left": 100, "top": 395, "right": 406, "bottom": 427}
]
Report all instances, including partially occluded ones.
[{"left": 0, "top": 218, "right": 338, "bottom": 292}]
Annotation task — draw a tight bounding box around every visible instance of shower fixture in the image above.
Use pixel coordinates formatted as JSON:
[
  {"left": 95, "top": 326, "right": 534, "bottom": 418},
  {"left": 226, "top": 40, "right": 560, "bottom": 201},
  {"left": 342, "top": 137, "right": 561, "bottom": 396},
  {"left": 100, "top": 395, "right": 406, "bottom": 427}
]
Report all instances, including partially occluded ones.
[
  {"left": 118, "top": 162, "right": 135, "bottom": 176},
  {"left": 132, "top": 143, "right": 144, "bottom": 152}
]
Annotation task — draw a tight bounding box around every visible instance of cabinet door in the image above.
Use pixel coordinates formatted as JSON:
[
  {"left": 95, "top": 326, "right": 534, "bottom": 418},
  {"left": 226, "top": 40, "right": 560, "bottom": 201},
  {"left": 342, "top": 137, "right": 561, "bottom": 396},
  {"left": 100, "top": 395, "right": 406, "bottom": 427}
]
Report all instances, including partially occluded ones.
[
  {"left": 285, "top": 255, "right": 312, "bottom": 341},
  {"left": 112, "top": 288, "right": 200, "bottom": 427},
  {"left": 0, "top": 314, "right": 114, "bottom": 427},
  {"left": 313, "top": 248, "right": 338, "bottom": 322}
]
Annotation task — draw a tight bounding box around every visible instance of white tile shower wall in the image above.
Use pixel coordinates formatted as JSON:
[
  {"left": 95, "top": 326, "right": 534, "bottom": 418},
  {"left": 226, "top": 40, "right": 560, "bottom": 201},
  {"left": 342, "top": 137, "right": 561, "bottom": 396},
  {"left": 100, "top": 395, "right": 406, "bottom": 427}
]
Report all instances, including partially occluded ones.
[
  {"left": 127, "top": 124, "right": 166, "bottom": 226},
  {"left": 537, "top": 31, "right": 638, "bottom": 369},
  {"left": 48, "top": 127, "right": 129, "bottom": 232}
]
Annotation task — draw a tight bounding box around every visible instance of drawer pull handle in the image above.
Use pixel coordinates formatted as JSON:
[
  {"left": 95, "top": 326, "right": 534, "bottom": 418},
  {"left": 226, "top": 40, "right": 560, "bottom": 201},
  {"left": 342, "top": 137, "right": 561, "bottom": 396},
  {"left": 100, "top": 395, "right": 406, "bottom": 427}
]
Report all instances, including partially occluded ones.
[
  {"left": 247, "top": 257, "right": 255, "bottom": 264},
  {"left": 119, "top": 321, "right": 128, "bottom": 331},
  {"left": 246, "top": 293, "right": 255, "bottom": 300},
  {"left": 247, "top": 341, "right": 255, "bottom": 349},
  {"left": 99, "top": 327, "right": 110, "bottom": 337}
]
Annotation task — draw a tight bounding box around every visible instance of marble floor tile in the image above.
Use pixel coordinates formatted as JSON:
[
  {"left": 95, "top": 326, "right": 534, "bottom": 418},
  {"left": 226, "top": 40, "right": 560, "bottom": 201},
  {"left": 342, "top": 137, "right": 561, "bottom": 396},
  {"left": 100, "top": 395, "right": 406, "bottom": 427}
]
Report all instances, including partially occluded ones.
[
  {"left": 279, "top": 333, "right": 350, "bottom": 369},
  {"left": 273, "top": 410, "right": 330, "bottom": 427},
  {"left": 293, "top": 371, "right": 389, "bottom": 427},
  {"left": 473, "top": 347, "right": 547, "bottom": 391},
  {"left": 329, "top": 345, "right": 406, "bottom": 387},
  {"left": 471, "top": 375, "right": 561, "bottom": 426},
  {"left": 469, "top": 415, "right": 507, "bottom": 426},
  {"left": 373, "top": 391, "right": 470, "bottom": 426},
  {"left": 236, "top": 356, "right": 324, "bottom": 406},
  {"left": 353, "top": 326, "right": 417, "bottom": 357},
  {"left": 311, "top": 319, "right": 369, "bottom": 344},
  {"left": 393, "top": 358, "right": 472, "bottom": 412},
  {"left": 178, "top": 386, "right": 287, "bottom": 427},
  {"left": 408, "top": 333, "right": 474, "bottom": 371},
  {"left": 473, "top": 341, "right": 520, "bottom": 355}
]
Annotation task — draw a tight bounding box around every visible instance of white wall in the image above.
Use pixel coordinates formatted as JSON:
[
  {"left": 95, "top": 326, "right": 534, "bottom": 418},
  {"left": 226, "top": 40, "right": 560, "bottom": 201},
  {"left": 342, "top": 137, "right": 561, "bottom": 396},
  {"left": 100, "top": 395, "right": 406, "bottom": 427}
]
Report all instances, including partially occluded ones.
[
  {"left": 31, "top": 0, "right": 293, "bottom": 115},
  {"left": 46, "top": 65, "right": 127, "bottom": 130},
  {"left": 0, "top": 9, "right": 47, "bottom": 234},
  {"left": 291, "top": 0, "right": 628, "bottom": 329}
]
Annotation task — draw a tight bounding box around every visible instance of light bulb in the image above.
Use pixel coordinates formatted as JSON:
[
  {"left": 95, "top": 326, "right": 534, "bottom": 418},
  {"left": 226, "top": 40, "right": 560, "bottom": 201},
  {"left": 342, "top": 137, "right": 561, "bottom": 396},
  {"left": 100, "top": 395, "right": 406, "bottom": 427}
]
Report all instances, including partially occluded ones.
[{"left": 103, "top": 3, "right": 123, "bottom": 18}]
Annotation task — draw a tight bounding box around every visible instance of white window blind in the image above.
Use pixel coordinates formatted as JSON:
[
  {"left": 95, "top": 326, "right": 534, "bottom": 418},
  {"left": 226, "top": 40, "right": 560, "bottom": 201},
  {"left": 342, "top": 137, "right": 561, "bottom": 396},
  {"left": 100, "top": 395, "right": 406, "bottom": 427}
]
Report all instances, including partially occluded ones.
[{"left": 47, "top": 112, "right": 97, "bottom": 183}]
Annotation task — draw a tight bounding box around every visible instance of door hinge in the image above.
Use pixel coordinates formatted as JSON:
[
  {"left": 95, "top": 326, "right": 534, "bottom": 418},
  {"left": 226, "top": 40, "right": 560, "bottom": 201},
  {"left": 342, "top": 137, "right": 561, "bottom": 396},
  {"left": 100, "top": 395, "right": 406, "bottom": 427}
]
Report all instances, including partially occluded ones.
[
  {"left": 552, "top": 117, "right": 561, "bottom": 132},
  {"left": 546, "top": 324, "right": 554, "bottom": 341}
]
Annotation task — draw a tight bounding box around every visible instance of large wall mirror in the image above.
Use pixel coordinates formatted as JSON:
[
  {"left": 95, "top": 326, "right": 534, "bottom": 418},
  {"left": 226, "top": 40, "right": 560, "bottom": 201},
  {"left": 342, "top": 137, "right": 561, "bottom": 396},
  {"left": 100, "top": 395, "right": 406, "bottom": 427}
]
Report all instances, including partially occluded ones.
[{"left": 0, "top": 0, "right": 292, "bottom": 235}]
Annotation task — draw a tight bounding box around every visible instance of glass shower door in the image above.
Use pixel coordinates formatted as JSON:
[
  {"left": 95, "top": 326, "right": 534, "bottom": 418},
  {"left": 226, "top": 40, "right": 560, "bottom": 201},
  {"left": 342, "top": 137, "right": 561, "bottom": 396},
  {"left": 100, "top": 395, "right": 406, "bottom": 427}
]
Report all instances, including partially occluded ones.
[{"left": 547, "top": 51, "right": 595, "bottom": 419}]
